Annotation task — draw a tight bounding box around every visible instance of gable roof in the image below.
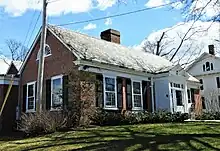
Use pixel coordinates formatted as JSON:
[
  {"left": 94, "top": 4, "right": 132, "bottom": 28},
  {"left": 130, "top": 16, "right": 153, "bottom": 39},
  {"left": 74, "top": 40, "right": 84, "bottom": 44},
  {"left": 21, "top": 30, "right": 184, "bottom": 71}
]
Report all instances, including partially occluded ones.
[
  {"left": 186, "top": 52, "right": 220, "bottom": 71},
  {"left": 48, "top": 25, "right": 174, "bottom": 73},
  {"left": 0, "top": 58, "right": 22, "bottom": 75}
]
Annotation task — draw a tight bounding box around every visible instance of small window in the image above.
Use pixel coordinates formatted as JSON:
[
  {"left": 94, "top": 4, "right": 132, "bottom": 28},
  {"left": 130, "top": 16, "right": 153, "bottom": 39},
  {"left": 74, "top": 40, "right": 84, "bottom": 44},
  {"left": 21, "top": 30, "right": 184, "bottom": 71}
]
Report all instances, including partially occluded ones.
[
  {"left": 211, "top": 63, "right": 213, "bottom": 70},
  {"left": 104, "top": 77, "right": 117, "bottom": 108},
  {"left": 26, "top": 82, "right": 36, "bottom": 112},
  {"left": 206, "top": 62, "right": 210, "bottom": 71},
  {"left": 37, "top": 44, "right": 51, "bottom": 60},
  {"left": 176, "top": 71, "right": 179, "bottom": 75},
  {"left": 216, "top": 77, "right": 220, "bottom": 88},
  {"left": 203, "top": 65, "right": 205, "bottom": 71},
  {"left": 51, "top": 75, "right": 63, "bottom": 109},
  {"left": 199, "top": 79, "right": 204, "bottom": 90},
  {"left": 187, "top": 89, "right": 191, "bottom": 103},
  {"left": 132, "top": 81, "right": 142, "bottom": 109}
]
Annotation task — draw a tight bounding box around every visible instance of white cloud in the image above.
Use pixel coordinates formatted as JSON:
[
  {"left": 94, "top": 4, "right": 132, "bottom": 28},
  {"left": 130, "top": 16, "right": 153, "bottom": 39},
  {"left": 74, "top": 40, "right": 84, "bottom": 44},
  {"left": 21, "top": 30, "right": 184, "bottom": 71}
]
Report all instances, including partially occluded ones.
[
  {"left": 0, "top": 0, "right": 117, "bottom": 17},
  {"left": 83, "top": 23, "right": 97, "bottom": 30},
  {"left": 138, "top": 21, "right": 220, "bottom": 66},
  {"left": 96, "top": 0, "right": 117, "bottom": 10},
  {"left": 145, "top": 0, "right": 219, "bottom": 19},
  {"left": 145, "top": 0, "right": 169, "bottom": 8},
  {"left": 188, "top": 0, "right": 220, "bottom": 18},
  {"left": 105, "top": 18, "right": 112, "bottom": 26}
]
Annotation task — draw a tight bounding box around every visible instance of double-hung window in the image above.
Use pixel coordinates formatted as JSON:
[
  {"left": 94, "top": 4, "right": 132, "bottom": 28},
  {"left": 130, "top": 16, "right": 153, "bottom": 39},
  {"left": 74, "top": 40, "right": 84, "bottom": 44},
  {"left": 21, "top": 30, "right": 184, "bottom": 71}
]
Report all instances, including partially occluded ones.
[
  {"left": 26, "top": 82, "right": 36, "bottom": 112},
  {"left": 104, "top": 76, "right": 117, "bottom": 109},
  {"left": 51, "top": 75, "right": 63, "bottom": 109},
  {"left": 132, "top": 81, "right": 142, "bottom": 110}
]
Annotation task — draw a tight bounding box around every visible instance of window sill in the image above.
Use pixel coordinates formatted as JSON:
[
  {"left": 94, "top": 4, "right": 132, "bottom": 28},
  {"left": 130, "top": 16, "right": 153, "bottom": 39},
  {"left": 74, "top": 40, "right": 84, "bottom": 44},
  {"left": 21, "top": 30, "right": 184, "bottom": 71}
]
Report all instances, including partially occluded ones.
[
  {"left": 26, "top": 110, "right": 36, "bottom": 113},
  {"left": 104, "top": 107, "right": 118, "bottom": 110},
  {"left": 132, "top": 108, "right": 143, "bottom": 111},
  {"left": 50, "top": 108, "right": 63, "bottom": 112}
]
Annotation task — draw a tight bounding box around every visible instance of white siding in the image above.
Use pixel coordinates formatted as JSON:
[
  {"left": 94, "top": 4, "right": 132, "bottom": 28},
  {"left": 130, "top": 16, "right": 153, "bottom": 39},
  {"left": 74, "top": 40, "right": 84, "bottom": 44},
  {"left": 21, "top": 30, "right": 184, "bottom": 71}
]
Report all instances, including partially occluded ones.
[{"left": 188, "top": 55, "right": 220, "bottom": 76}]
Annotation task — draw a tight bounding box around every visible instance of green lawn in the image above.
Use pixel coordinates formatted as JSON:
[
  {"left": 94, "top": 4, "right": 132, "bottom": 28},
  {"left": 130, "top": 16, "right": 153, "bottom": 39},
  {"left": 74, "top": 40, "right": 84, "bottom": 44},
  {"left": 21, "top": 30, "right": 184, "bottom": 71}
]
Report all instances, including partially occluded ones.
[{"left": 0, "top": 122, "right": 220, "bottom": 151}]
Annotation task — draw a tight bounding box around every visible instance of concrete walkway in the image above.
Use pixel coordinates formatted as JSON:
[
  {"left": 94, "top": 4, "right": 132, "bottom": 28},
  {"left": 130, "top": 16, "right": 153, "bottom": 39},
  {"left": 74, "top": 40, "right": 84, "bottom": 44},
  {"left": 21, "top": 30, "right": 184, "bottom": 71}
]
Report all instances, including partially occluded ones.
[{"left": 185, "top": 119, "right": 220, "bottom": 122}]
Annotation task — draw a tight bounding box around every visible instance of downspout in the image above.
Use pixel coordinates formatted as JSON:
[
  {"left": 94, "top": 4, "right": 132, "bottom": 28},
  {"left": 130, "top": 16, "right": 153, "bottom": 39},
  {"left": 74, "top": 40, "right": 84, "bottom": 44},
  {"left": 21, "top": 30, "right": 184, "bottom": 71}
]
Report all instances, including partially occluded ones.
[{"left": 151, "top": 76, "right": 155, "bottom": 112}]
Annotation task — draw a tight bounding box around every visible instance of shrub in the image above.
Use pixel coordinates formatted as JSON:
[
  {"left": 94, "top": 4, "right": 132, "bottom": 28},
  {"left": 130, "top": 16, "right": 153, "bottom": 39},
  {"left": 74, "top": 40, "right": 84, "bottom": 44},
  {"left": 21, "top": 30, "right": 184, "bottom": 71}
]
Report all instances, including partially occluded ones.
[
  {"left": 196, "top": 112, "right": 220, "bottom": 120},
  {"left": 90, "top": 109, "right": 189, "bottom": 126},
  {"left": 19, "top": 111, "right": 67, "bottom": 136}
]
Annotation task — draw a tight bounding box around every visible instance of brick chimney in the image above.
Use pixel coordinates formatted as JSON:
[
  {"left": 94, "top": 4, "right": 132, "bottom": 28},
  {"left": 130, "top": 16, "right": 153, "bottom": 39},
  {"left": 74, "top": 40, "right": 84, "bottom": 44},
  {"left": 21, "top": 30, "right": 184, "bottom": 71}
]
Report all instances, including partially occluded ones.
[
  {"left": 208, "top": 45, "right": 215, "bottom": 55},
  {"left": 100, "top": 29, "right": 120, "bottom": 44}
]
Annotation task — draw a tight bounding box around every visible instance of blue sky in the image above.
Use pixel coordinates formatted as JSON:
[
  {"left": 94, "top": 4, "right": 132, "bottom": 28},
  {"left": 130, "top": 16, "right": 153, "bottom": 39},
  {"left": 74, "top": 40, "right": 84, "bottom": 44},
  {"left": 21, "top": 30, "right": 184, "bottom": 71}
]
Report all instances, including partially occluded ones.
[{"left": 0, "top": 0, "right": 183, "bottom": 58}]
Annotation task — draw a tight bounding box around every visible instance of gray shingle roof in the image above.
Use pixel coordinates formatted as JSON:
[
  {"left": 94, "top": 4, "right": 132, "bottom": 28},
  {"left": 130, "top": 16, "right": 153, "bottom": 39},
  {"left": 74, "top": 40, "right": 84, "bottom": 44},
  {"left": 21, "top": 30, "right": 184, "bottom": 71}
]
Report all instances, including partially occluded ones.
[{"left": 48, "top": 25, "right": 174, "bottom": 73}]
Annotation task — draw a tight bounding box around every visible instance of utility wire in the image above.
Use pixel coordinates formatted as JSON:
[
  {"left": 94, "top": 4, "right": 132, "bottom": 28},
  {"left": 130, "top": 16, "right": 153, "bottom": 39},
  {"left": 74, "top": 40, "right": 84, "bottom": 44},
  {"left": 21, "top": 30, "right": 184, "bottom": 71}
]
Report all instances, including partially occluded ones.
[
  {"left": 26, "top": 11, "right": 42, "bottom": 48},
  {"left": 22, "top": 10, "right": 38, "bottom": 48},
  {"left": 47, "top": 0, "right": 64, "bottom": 3},
  {"left": 57, "top": 2, "right": 176, "bottom": 27}
]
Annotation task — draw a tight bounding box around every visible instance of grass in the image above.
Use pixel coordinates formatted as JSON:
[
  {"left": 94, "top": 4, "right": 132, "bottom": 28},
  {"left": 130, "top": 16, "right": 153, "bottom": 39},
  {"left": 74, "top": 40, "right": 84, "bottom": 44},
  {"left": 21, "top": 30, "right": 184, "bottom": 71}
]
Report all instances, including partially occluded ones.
[{"left": 0, "top": 122, "right": 220, "bottom": 151}]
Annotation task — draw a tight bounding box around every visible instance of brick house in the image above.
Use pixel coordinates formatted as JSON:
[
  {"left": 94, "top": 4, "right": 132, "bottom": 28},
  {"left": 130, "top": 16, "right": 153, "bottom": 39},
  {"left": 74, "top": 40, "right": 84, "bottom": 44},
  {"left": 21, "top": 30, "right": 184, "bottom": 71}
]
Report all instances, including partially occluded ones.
[
  {"left": 0, "top": 59, "right": 21, "bottom": 132},
  {"left": 18, "top": 25, "right": 200, "bottom": 116}
]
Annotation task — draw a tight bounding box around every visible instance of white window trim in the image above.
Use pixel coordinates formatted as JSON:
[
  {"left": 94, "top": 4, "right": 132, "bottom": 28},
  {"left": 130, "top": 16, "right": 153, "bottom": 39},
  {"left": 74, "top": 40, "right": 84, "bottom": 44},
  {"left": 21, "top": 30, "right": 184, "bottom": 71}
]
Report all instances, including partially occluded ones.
[
  {"left": 36, "top": 44, "right": 52, "bottom": 61},
  {"left": 131, "top": 80, "right": 143, "bottom": 110},
  {"left": 26, "top": 81, "right": 36, "bottom": 113},
  {"left": 50, "top": 75, "right": 63, "bottom": 111},
  {"left": 103, "top": 75, "right": 117, "bottom": 110}
]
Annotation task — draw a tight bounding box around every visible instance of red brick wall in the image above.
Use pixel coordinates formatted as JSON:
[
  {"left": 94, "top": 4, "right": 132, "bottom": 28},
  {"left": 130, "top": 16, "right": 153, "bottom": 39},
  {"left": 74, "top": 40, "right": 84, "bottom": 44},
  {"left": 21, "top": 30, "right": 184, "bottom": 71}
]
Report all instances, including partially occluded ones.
[{"left": 19, "top": 30, "right": 77, "bottom": 110}]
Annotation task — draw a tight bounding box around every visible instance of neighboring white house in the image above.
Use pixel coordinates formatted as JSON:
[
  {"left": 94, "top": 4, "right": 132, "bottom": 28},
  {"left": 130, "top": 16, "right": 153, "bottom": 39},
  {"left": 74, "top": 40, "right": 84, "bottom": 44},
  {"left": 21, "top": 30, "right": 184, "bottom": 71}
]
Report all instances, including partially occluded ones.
[
  {"left": 154, "top": 64, "right": 200, "bottom": 113},
  {"left": 187, "top": 45, "right": 220, "bottom": 111}
]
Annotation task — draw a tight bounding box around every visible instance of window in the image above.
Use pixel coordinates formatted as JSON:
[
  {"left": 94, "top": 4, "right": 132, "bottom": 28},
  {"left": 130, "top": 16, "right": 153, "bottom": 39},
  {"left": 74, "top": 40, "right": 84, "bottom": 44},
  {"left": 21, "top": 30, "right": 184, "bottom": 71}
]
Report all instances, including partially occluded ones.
[
  {"left": 206, "top": 62, "right": 210, "bottom": 71},
  {"left": 51, "top": 75, "right": 63, "bottom": 109},
  {"left": 187, "top": 89, "right": 191, "bottom": 103},
  {"left": 26, "top": 82, "right": 36, "bottom": 112},
  {"left": 203, "top": 65, "right": 205, "bottom": 71},
  {"left": 37, "top": 44, "right": 51, "bottom": 60},
  {"left": 104, "top": 77, "right": 117, "bottom": 108},
  {"left": 203, "top": 62, "right": 213, "bottom": 71},
  {"left": 170, "top": 82, "right": 184, "bottom": 89},
  {"left": 199, "top": 79, "right": 204, "bottom": 90},
  {"left": 176, "top": 90, "right": 183, "bottom": 106},
  {"left": 216, "top": 77, "right": 220, "bottom": 88},
  {"left": 211, "top": 63, "right": 213, "bottom": 70},
  {"left": 132, "top": 81, "right": 142, "bottom": 109}
]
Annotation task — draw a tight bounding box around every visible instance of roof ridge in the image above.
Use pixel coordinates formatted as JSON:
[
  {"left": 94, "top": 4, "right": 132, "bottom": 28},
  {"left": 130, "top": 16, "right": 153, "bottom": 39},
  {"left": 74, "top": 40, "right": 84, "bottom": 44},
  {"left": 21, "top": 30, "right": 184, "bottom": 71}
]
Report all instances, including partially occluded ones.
[{"left": 47, "top": 24, "right": 138, "bottom": 51}]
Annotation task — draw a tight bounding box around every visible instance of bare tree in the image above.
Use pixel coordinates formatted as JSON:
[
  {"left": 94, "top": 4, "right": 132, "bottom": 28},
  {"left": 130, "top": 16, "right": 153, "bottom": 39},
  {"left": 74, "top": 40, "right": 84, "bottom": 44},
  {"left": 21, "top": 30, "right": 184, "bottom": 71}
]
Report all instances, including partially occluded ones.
[
  {"left": 5, "top": 39, "right": 28, "bottom": 61},
  {"left": 171, "top": 0, "right": 220, "bottom": 22},
  {"left": 203, "top": 90, "right": 220, "bottom": 112}
]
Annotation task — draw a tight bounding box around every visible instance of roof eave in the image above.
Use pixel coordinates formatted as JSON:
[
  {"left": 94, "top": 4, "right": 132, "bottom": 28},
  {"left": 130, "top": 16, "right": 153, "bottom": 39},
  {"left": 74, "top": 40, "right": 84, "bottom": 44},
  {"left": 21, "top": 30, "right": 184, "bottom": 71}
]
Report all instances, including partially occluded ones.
[{"left": 74, "top": 59, "right": 155, "bottom": 77}]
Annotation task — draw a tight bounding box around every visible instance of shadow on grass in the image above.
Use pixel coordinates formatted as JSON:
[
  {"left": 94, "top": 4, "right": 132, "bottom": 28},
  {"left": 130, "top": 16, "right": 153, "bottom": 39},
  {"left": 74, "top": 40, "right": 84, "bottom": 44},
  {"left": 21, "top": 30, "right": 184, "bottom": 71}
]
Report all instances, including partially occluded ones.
[
  {"left": 1, "top": 123, "right": 220, "bottom": 151},
  {"left": 13, "top": 126, "right": 220, "bottom": 151}
]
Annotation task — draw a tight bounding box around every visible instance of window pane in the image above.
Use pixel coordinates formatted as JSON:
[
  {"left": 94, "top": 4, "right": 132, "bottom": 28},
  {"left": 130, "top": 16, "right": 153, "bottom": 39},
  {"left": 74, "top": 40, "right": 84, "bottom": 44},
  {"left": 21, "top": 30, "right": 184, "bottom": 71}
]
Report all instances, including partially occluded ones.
[
  {"left": 28, "top": 84, "right": 34, "bottom": 97},
  {"left": 105, "top": 77, "right": 115, "bottom": 91},
  {"left": 134, "top": 95, "right": 141, "bottom": 107},
  {"left": 105, "top": 92, "right": 116, "bottom": 106},
  {"left": 52, "top": 78, "right": 62, "bottom": 108},
  {"left": 206, "top": 62, "right": 210, "bottom": 71},
  {"left": 133, "top": 82, "right": 141, "bottom": 94},
  {"left": 28, "top": 97, "right": 34, "bottom": 110},
  {"left": 176, "top": 90, "right": 183, "bottom": 106},
  {"left": 187, "top": 89, "right": 191, "bottom": 103},
  {"left": 127, "top": 84, "right": 131, "bottom": 94}
]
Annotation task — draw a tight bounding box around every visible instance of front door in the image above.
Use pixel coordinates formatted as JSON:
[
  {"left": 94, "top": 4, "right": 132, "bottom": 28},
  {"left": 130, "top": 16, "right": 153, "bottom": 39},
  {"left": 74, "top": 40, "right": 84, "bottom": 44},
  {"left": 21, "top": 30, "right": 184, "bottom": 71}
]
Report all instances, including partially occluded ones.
[{"left": 172, "top": 89, "right": 184, "bottom": 113}]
